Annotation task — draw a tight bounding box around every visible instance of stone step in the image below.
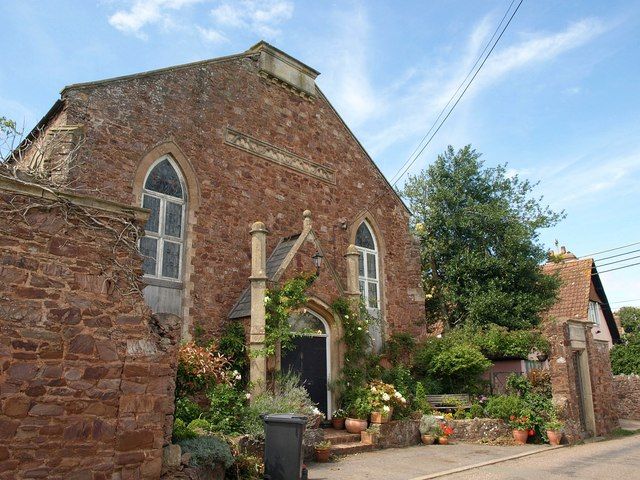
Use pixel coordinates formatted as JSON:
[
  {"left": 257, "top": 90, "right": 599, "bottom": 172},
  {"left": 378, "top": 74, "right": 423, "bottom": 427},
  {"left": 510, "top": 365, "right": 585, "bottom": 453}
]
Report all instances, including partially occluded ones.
[
  {"left": 324, "top": 432, "right": 361, "bottom": 445},
  {"left": 330, "top": 442, "right": 376, "bottom": 456}
]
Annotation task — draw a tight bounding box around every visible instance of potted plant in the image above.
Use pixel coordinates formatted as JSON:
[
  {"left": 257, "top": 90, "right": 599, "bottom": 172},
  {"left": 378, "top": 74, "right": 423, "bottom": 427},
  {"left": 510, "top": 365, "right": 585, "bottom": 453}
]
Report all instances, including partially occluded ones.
[
  {"left": 437, "top": 422, "right": 454, "bottom": 445},
  {"left": 361, "top": 424, "right": 380, "bottom": 445},
  {"left": 331, "top": 408, "right": 346, "bottom": 430},
  {"left": 345, "top": 396, "right": 370, "bottom": 434},
  {"left": 368, "top": 380, "right": 407, "bottom": 424},
  {"left": 314, "top": 441, "right": 332, "bottom": 463},
  {"left": 508, "top": 414, "right": 533, "bottom": 445},
  {"left": 545, "top": 417, "right": 564, "bottom": 446},
  {"left": 419, "top": 415, "right": 439, "bottom": 444}
]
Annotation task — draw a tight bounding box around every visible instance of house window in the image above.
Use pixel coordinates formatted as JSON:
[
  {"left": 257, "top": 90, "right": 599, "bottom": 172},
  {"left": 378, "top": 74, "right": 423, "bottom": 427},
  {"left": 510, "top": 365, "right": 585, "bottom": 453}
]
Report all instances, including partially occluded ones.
[
  {"left": 355, "top": 221, "right": 380, "bottom": 310},
  {"left": 588, "top": 301, "right": 601, "bottom": 326},
  {"left": 139, "top": 157, "right": 186, "bottom": 281}
]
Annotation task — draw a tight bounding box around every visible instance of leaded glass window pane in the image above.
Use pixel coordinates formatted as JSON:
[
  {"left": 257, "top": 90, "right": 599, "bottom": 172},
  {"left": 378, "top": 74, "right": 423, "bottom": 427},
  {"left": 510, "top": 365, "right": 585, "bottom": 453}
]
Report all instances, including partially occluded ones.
[
  {"left": 367, "top": 282, "right": 378, "bottom": 308},
  {"left": 162, "top": 241, "right": 181, "bottom": 279},
  {"left": 367, "top": 253, "right": 377, "bottom": 279},
  {"left": 144, "top": 159, "right": 183, "bottom": 198},
  {"left": 358, "top": 252, "right": 364, "bottom": 276},
  {"left": 355, "top": 223, "right": 375, "bottom": 249},
  {"left": 142, "top": 195, "right": 160, "bottom": 233},
  {"left": 140, "top": 237, "right": 157, "bottom": 275},
  {"left": 359, "top": 280, "right": 365, "bottom": 295},
  {"left": 165, "top": 201, "right": 183, "bottom": 238},
  {"left": 289, "top": 312, "right": 326, "bottom": 334}
]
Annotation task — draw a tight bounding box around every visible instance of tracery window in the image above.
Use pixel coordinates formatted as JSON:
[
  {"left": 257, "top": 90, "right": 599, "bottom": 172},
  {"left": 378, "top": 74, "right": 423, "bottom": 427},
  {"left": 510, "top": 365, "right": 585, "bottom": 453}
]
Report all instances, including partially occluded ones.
[{"left": 139, "top": 157, "right": 186, "bottom": 281}]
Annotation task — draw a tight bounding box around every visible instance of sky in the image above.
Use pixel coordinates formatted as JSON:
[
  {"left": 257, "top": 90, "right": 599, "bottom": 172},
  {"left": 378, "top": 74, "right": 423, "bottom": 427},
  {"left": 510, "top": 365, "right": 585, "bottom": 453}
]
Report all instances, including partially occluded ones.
[{"left": 2, "top": 0, "right": 639, "bottom": 309}]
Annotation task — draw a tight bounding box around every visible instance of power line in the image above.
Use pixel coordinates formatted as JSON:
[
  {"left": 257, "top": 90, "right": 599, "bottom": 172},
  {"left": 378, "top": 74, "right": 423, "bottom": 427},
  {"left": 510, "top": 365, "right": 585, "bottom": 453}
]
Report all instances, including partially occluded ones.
[
  {"left": 597, "top": 253, "right": 640, "bottom": 268},
  {"left": 388, "top": 0, "right": 518, "bottom": 186},
  {"left": 609, "top": 298, "right": 640, "bottom": 304},
  {"left": 391, "top": 0, "right": 525, "bottom": 187},
  {"left": 595, "top": 261, "right": 640, "bottom": 275},
  {"left": 593, "top": 247, "right": 640, "bottom": 262},
  {"left": 583, "top": 240, "right": 640, "bottom": 258}
]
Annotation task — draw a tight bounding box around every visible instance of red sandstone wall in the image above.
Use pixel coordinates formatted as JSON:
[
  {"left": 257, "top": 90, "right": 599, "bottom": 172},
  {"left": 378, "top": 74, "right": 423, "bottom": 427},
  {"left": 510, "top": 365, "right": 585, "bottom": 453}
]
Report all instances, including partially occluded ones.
[
  {"left": 0, "top": 186, "right": 180, "bottom": 479},
  {"left": 55, "top": 53, "right": 425, "bottom": 339},
  {"left": 587, "top": 338, "right": 618, "bottom": 435},
  {"left": 613, "top": 374, "right": 640, "bottom": 420}
]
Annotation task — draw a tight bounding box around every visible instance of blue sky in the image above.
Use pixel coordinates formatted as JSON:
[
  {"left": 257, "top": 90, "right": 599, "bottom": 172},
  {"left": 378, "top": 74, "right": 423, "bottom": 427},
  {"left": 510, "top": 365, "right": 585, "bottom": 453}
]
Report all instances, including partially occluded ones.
[{"left": 2, "top": 0, "right": 640, "bottom": 308}]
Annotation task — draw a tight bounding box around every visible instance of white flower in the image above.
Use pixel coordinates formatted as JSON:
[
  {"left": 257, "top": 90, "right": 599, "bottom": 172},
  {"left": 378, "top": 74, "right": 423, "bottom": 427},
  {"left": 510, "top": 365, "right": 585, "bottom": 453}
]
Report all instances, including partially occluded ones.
[
  {"left": 394, "top": 391, "right": 402, "bottom": 398},
  {"left": 264, "top": 296, "right": 270, "bottom": 303},
  {"left": 235, "top": 373, "right": 242, "bottom": 380},
  {"left": 382, "top": 393, "right": 390, "bottom": 402},
  {"left": 344, "top": 315, "right": 349, "bottom": 319},
  {"left": 357, "top": 327, "right": 362, "bottom": 331},
  {"left": 383, "top": 405, "right": 390, "bottom": 413},
  {"left": 245, "top": 393, "right": 251, "bottom": 399},
  {"left": 312, "top": 407, "right": 322, "bottom": 415},
  {"left": 371, "top": 387, "right": 377, "bottom": 393}
]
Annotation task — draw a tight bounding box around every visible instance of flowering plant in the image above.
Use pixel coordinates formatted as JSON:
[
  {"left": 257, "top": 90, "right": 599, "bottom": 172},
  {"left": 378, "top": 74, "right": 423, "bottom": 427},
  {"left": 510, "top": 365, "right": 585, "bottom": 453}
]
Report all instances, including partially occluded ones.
[
  {"left": 508, "top": 414, "right": 533, "bottom": 430},
  {"left": 440, "top": 423, "right": 454, "bottom": 437},
  {"left": 368, "top": 380, "right": 407, "bottom": 412}
]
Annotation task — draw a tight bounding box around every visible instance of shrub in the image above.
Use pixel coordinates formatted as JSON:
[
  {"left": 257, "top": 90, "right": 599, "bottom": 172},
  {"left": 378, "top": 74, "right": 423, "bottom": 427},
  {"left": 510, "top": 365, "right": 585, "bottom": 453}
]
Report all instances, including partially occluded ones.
[
  {"left": 178, "top": 436, "right": 235, "bottom": 469},
  {"left": 206, "top": 383, "right": 249, "bottom": 435},
  {"left": 527, "top": 369, "right": 552, "bottom": 397},
  {"left": 429, "top": 343, "right": 491, "bottom": 392},
  {"left": 484, "top": 395, "right": 525, "bottom": 421},
  {"left": 188, "top": 418, "right": 212, "bottom": 434},
  {"left": 174, "top": 397, "right": 204, "bottom": 424},
  {"left": 227, "top": 454, "right": 264, "bottom": 480},
  {"left": 384, "top": 332, "right": 417, "bottom": 364},
  {"left": 419, "top": 414, "right": 440, "bottom": 435},
  {"left": 610, "top": 334, "right": 640, "bottom": 375},
  {"left": 177, "top": 342, "right": 231, "bottom": 396},
  {"left": 412, "top": 382, "right": 432, "bottom": 414},
  {"left": 468, "top": 403, "right": 484, "bottom": 419},
  {"left": 218, "top": 321, "right": 249, "bottom": 385},
  {"left": 172, "top": 418, "right": 197, "bottom": 441},
  {"left": 243, "top": 373, "right": 318, "bottom": 437}
]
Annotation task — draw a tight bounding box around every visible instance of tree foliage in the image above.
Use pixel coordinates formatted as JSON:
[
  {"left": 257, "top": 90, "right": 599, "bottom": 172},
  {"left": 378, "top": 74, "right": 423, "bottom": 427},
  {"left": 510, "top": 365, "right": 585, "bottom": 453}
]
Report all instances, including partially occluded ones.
[
  {"left": 400, "top": 145, "right": 563, "bottom": 330},
  {"left": 617, "top": 306, "right": 640, "bottom": 334}
]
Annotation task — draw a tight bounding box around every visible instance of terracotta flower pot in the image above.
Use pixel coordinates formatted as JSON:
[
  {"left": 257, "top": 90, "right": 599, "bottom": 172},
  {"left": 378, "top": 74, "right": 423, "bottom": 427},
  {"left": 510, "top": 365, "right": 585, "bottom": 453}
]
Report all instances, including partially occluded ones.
[
  {"left": 547, "top": 430, "right": 562, "bottom": 446},
  {"left": 345, "top": 418, "right": 368, "bottom": 434},
  {"left": 512, "top": 429, "right": 529, "bottom": 445},
  {"left": 370, "top": 408, "right": 393, "bottom": 424},
  {"left": 331, "top": 417, "right": 345, "bottom": 430},
  {"left": 421, "top": 434, "right": 435, "bottom": 445},
  {"left": 315, "top": 448, "right": 331, "bottom": 463},
  {"left": 361, "top": 431, "right": 379, "bottom": 445},
  {"left": 437, "top": 436, "right": 449, "bottom": 445}
]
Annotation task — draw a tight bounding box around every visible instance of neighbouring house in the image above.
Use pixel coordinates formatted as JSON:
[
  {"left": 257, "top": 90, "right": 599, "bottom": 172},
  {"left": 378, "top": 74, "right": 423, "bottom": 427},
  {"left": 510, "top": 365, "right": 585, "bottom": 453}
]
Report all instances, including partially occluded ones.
[
  {"left": 1, "top": 42, "right": 425, "bottom": 478},
  {"left": 541, "top": 247, "right": 620, "bottom": 440}
]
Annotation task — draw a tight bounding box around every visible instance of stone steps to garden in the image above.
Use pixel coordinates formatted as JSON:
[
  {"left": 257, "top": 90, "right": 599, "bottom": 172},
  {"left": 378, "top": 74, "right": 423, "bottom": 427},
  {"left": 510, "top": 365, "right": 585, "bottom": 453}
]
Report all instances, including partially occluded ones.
[{"left": 322, "top": 428, "right": 377, "bottom": 457}]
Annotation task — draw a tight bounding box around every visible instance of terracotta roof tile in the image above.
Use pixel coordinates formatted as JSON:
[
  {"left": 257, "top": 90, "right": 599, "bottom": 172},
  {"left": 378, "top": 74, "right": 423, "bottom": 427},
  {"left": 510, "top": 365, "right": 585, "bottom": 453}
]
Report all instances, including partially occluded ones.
[{"left": 542, "top": 258, "right": 594, "bottom": 322}]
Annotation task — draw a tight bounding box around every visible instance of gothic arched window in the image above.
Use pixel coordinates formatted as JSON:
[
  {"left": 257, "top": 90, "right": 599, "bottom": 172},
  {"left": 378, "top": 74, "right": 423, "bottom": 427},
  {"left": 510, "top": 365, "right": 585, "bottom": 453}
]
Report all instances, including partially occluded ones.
[
  {"left": 355, "top": 221, "right": 379, "bottom": 310},
  {"left": 139, "top": 156, "right": 186, "bottom": 280}
]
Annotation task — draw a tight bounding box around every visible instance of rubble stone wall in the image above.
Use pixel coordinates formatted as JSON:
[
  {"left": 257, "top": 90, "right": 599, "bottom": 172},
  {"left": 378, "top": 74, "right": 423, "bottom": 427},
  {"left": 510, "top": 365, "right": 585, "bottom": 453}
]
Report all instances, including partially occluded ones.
[
  {"left": 0, "top": 179, "right": 181, "bottom": 480},
  {"left": 613, "top": 374, "right": 640, "bottom": 420}
]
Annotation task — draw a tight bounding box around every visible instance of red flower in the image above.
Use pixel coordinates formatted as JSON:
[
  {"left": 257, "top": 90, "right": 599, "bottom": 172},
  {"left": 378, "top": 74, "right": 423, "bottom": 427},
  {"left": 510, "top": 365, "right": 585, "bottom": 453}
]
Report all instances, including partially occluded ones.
[{"left": 528, "top": 429, "right": 535, "bottom": 436}]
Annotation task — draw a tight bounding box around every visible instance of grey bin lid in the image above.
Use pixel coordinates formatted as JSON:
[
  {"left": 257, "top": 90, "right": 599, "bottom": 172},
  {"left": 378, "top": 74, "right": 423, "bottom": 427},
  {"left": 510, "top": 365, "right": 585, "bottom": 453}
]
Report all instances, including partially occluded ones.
[{"left": 262, "top": 413, "right": 307, "bottom": 425}]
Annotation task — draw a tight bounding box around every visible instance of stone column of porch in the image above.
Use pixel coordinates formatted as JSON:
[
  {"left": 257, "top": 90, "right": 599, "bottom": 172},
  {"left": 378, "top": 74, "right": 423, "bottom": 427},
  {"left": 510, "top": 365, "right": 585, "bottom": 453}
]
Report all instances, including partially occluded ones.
[{"left": 249, "top": 221, "right": 268, "bottom": 396}]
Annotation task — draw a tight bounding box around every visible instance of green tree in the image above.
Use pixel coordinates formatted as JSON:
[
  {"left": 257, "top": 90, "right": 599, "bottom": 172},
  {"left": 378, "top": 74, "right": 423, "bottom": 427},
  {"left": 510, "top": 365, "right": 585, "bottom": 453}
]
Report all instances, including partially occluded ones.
[
  {"left": 617, "top": 306, "right": 640, "bottom": 334},
  {"left": 610, "top": 334, "right": 640, "bottom": 375},
  {"left": 401, "top": 145, "right": 563, "bottom": 330}
]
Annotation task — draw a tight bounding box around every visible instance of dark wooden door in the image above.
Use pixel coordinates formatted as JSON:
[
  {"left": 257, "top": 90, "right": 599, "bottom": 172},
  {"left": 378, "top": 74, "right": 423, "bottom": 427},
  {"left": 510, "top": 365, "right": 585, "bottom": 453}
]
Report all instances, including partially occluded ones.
[{"left": 281, "top": 336, "right": 328, "bottom": 415}]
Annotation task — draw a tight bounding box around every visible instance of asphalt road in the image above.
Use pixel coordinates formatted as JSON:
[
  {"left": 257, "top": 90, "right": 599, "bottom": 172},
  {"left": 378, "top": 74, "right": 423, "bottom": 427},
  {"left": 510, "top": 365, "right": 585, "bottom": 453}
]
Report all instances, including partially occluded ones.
[{"left": 442, "top": 433, "right": 640, "bottom": 480}]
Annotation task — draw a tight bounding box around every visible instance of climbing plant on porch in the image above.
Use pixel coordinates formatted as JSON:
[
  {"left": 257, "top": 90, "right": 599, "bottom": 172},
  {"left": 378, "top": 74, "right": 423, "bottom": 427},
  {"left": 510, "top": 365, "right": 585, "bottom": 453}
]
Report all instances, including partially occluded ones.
[{"left": 260, "top": 271, "right": 317, "bottom": 356}]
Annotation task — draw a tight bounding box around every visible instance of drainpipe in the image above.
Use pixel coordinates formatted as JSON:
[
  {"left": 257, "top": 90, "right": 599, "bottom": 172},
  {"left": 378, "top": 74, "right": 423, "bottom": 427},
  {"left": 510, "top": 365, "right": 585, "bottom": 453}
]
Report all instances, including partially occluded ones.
[{"left": 249, "top": 221, "right": 268, "bottom": 396}]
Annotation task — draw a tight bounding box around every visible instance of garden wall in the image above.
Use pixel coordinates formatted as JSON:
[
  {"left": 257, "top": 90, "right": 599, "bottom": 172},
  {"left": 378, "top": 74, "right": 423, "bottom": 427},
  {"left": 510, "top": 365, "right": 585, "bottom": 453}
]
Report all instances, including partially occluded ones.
[
  {"left": 0, "top": 177, "right": 181, "bottom": 479},
  {"left": 378, "top": 419, "right": 420, "bottom": 448},
  {"left": 613, "top": 374, "right": 640, "bottom": 420},
  {"left": 447, "top": 419, "right": 512, "bottom": 445}
]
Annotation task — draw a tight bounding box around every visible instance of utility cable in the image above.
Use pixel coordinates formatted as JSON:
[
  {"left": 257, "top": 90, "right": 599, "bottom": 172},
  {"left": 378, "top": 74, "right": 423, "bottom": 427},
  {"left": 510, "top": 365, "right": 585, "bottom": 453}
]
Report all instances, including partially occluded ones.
[{"left": 582, "top": 240, "right": 640, "bottom": 259}]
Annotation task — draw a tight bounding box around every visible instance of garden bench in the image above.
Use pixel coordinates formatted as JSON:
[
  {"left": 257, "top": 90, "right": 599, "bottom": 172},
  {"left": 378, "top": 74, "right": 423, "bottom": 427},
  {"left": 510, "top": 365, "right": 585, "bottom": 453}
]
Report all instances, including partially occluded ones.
[{"left": 426, "top": 394, "right": 472, "bottom": 411}]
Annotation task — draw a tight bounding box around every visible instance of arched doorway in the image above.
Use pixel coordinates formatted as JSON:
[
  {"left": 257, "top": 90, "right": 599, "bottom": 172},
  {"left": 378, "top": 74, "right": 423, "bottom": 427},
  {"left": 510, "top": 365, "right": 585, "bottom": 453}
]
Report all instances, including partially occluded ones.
[{"left": 281, "top": 310, "right": 332, "bottom": 418}]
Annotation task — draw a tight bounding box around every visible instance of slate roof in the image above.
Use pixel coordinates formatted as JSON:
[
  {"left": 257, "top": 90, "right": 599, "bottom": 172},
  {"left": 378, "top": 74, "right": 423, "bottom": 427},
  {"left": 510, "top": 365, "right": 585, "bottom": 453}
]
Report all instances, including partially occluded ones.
[{"left": 228, "top": 234, "right": 300, "bottom": 319}]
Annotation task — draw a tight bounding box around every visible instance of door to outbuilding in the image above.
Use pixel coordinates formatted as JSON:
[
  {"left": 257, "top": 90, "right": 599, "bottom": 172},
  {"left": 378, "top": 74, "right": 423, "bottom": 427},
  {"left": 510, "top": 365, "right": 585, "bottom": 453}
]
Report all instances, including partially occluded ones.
[{"left": 281, "top": 310, "right": 331, "bottom": 418}]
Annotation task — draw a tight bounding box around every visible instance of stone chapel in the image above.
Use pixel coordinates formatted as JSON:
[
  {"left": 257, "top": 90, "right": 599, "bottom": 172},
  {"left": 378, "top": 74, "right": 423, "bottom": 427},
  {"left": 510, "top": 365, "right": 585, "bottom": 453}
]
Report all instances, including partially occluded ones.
[{"left": 15, "top": 41, "right": 425, "bottom": 418}]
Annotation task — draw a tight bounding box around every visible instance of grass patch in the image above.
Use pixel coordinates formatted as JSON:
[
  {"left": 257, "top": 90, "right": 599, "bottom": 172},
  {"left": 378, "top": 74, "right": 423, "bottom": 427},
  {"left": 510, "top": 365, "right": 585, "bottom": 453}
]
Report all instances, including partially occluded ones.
[{"left": 608, "top": 428, "right": 638, "bottom": 438}]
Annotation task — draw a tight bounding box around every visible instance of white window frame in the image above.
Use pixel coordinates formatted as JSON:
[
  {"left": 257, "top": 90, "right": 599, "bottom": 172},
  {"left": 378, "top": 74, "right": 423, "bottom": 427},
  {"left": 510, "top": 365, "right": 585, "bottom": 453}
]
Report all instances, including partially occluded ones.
[
  {"left": 140, "top": 156, "right": 186, "bottom": 282},
  {"left": 588, "top": 301, "right": 601, "bottom": 327},
  {"left": 355, "top": 221, "right": 380, "bottom": 312}
]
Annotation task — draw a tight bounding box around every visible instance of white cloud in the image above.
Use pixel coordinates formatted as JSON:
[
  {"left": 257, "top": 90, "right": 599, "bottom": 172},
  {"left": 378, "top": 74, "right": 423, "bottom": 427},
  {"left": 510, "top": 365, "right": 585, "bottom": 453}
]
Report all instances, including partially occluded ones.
[
  {"left": 210, "top": 0, "right": 294, "bottom": 37},
  {"left": 196, "top": 26, "right": 227, "bottom": 43},
  {"left": 108, "top": 0, "right": 205, "bottom": 38}
]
